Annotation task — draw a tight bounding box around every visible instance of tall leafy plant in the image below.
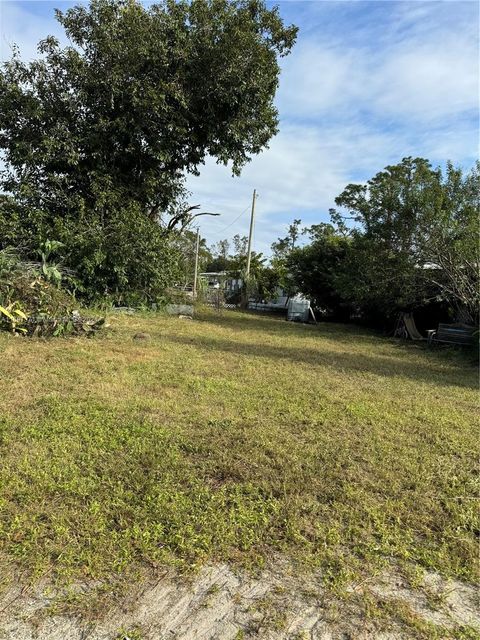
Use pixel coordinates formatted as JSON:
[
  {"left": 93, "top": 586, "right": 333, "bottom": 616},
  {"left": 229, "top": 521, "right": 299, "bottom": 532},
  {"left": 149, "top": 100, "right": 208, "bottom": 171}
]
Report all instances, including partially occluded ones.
[{"left": 38, "top": 240, "right": 64, "bottom": 287}]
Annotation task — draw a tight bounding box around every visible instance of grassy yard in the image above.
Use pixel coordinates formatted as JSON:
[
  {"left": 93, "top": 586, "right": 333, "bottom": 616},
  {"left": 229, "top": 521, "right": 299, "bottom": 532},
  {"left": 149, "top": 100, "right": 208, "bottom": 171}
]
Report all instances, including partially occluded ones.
[{"left": 0, "top": 310, "right": 478, "bottom": 599}]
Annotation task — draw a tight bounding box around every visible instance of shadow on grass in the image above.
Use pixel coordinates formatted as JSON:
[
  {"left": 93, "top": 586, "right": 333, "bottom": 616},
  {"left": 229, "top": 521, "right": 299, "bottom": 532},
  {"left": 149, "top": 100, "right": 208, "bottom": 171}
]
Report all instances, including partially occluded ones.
[
  {"left": 196, "top": 309, "right": 379, "bottom": 343},
  {"left": 196, "top": 310, "right": 478, "bottom": 370},
  {"left": 161, "top": 329, "right": 477, "bottom": 390}
]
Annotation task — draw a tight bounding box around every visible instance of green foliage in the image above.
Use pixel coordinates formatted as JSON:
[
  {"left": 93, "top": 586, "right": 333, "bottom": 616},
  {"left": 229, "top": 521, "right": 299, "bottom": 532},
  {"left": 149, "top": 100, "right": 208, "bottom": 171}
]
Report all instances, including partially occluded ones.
[
  {"left": 286, "top": 223, "right": 352, "bottom": 319},
  {"left": 31, "top": 314, "right": 106, "bottom": 338},
  {"left": 0, "top": 201, "right": 183, "bottom": 305},
  {"left": 0, "top": 301, "right": 28, "bottom": 334},
  {"left": 0, "top": 0, "right": 297, "bottom": 302},
  {"left": 173, "top": 229, "right": 212, "bottom": 289},
  {"left": 0, "top": 245, "right": 21, "bottom": 282},
  {"left": 0, "top": 247, "right": 104, "bottom": 337},
  {"left": 331, "top": 157, "right": 479, "bottom": 323},
  {"left": 0, "top": 246, "right": 75, "bottom": 315},
  {"left": 207, "top": 235, "right": 282, "bottom": 303},
  {"left": 206, "top": 238, "right": 233, "bottom": 272},
  {"left": 228, "top": 251, "right": 280, "bottom": 302},
  {"left": 62, "top": 203, "right": 182, "bottom": 305},
  {"left": 253, "top": 266, "right": 282, "bottom": 301},
  {"left": 287, "top": 158, "right": 479, "bottom": 325},
  {"left": 38, "top": 239, "right": 64, "bottom": 287},
  {"left": 232, "top": 234, "right": 249, "bottom": 257},
  {"left": 418, "top": 161, "right": 480, "bottom": 323},
  {"left": 333, "top": 232, "right": 432, "bottom": 322},
  {"left": 269, "top": 219, "right": 309, "bottom": 298},
  {"left": 205, "top": 255, "right": 230, "bottom": 273},
  {"left": 271, "top": 218, "right": 303, "bottom": 258},
  {"left": 212, "top": 239, "right": 230, "bottom": 262}
]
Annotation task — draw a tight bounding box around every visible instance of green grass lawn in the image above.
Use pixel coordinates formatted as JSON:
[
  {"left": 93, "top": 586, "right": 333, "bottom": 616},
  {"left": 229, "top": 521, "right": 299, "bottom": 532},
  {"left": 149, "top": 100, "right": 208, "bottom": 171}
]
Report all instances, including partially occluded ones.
[{"left": 0, "top": 309, "right": 478, "bottom": 595}]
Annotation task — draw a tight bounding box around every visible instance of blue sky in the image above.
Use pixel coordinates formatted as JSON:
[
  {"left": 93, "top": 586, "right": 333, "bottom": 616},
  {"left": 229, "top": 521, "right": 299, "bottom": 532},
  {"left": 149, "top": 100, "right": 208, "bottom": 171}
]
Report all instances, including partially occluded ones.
[{"left": 1, "top": 0, "right": 478, "bottom": 255}]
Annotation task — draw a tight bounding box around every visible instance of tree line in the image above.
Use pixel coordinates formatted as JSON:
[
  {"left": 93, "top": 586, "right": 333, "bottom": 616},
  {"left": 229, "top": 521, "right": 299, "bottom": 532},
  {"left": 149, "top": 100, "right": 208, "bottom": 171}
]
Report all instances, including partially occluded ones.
[
  {"left": 188, "top": 157, "right": 479, "bottom": 328},
  {"left": 268, "top": 157, "right": 478, "bottom": 327}
]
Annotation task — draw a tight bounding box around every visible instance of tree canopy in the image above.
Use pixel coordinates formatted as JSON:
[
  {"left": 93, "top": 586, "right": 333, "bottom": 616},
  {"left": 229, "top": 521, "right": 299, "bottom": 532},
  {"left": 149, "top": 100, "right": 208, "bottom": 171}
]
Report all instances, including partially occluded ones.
[
  {"left": 0, "top": 0, "right": 297, "bottom": 222},
  {"left": 0, "top": 0, "right": 297, "bottom": 302},
  {"left": 286, "top": 158, "right": 479, "bottom": 325}
]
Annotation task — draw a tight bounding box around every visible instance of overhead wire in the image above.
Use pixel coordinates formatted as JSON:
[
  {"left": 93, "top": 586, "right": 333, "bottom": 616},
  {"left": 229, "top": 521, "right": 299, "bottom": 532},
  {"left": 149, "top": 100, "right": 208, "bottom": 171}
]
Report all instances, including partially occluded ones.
[{"left": 207, "top": 204, "right": 250, "bottom": 239}]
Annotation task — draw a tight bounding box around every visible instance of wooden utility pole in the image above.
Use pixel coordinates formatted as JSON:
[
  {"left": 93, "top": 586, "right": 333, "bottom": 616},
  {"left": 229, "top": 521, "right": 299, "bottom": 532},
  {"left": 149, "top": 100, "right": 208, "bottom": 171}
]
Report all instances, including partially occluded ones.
[
  {"left": 245, "top": 189, "right": 257, "bottom": 278},
  {"left": 193, "top": 228, "right": 200, "bottom": 298}
]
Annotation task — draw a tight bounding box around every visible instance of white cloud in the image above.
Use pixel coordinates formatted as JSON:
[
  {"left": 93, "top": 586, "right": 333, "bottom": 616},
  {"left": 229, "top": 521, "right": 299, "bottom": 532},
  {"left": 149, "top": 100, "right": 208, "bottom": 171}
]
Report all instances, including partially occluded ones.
[
  {"left": 276, "top": 43, "right": 364, "bottom": 119},
  {"left": 187, "top": 122, "right": 408, "bottom": 254},
  {"left": 373, "top": 39, "right": 478, "bottom": 122},
  {"left": 0, "top": 1, "right": 67, "bottom": 62},
  {"left": 190, "top": 1, "right": 479, "bottom": 254},
  {"left": 277, "top": 21, "right": 478, "bottom": 125}
]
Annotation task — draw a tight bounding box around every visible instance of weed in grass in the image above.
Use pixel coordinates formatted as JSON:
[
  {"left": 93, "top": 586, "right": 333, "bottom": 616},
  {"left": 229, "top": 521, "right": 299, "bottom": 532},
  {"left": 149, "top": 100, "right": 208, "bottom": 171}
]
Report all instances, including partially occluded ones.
[
  {"left": 205, "top": 583, "right": 220, "bottom": 596},
  {"left": 453, "top": 626, "right": 480, "bottom": 640}
]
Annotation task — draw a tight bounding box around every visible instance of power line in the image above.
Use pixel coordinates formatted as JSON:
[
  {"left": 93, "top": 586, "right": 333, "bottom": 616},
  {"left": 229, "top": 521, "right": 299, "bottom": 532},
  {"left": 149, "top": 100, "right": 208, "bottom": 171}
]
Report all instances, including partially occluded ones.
[{"left": 207, "top": 204, "right": 251, "bottom": 239}]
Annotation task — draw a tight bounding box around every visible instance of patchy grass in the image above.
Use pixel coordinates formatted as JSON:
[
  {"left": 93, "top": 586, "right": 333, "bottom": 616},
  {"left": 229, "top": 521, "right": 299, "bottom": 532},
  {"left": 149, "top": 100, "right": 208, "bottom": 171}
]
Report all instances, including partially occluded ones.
[{"left": 0, "top": 309, "right": 478, "bottom": 597}]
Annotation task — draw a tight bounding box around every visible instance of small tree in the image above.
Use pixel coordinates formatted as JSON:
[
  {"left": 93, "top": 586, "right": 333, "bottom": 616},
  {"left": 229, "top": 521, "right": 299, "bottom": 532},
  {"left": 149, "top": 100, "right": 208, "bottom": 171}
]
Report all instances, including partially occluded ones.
[
  {"left": 286, "top": 224, "right": 352, "bottom": 319},
  {"left": 232, "top": 234, "right": 249, "bottom": 257},
  {"left": 270, "top": 218, "right": 305, "bottom": 296},
  {"left": 213, "top": 240, "right": 230, "bottom": 263},
  {"left": 206, "top": 238, "right": 232, "bottom": 273}
]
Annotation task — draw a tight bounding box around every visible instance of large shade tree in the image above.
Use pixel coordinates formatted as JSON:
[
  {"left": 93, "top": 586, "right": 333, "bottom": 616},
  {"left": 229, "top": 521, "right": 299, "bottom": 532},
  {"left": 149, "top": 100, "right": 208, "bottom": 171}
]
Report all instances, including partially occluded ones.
[{"left": 0, "top": 0, "right": 297, "bottom": 299}]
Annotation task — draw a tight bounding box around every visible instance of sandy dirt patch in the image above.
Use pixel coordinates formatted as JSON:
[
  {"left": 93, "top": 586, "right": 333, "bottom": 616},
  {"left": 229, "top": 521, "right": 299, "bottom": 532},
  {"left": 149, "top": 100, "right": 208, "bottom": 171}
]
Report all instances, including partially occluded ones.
[{"left": 0, "top": 562, "right": 478, "bottom": 639}]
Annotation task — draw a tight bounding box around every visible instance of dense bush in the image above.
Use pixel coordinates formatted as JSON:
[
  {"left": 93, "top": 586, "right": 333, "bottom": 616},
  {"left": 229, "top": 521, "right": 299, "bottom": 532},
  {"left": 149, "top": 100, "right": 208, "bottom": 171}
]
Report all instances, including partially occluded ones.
[
  {"left": 0, "top": 200, "right": 183, "bottom": 305},
  {"left": 0, "top": 248, "right": 104, "bottom": 336},
  {"left": 286, "top": 225, "right": 353, "bottom": 321},
  {"left": 284, "top": 158, "right": 479, "bottom": 328}
]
